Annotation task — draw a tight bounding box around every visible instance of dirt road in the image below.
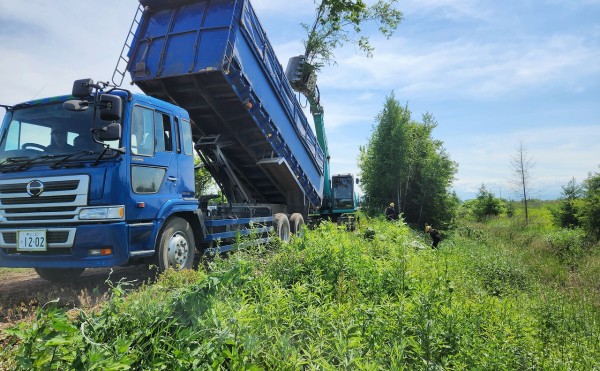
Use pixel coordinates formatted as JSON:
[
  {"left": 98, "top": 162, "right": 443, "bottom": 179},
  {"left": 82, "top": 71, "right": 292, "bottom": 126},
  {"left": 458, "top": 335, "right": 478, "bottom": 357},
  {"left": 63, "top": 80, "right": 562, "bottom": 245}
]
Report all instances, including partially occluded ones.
[{"left": 0, "top": 265, "right": 157, "bottom": 330}]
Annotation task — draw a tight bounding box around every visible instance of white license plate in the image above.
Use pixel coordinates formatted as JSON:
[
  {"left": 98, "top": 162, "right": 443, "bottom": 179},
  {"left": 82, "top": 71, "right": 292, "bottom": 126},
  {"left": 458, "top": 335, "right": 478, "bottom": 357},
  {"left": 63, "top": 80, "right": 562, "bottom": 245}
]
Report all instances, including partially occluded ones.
[{"left": 17, "top": 230, "right": 47, "bottom": 251}]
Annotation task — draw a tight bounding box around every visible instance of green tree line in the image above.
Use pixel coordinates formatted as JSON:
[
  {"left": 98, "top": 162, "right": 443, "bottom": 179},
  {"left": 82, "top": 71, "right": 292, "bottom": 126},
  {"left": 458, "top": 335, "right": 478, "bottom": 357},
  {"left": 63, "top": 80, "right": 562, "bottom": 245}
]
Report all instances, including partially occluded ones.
[{"left": 462, "top": 171, "right": 600, "bottom": 242}]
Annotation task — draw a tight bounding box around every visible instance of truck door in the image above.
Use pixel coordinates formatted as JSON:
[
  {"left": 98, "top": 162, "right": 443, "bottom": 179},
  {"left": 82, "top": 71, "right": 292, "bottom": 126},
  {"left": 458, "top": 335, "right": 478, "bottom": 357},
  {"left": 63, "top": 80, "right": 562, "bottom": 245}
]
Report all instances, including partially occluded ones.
[
  {"left": 175, "top": 117, "right": 195, "bottom": 200},
  {"left": 128, "top": 105, "right": 179, "bottom": 222}
]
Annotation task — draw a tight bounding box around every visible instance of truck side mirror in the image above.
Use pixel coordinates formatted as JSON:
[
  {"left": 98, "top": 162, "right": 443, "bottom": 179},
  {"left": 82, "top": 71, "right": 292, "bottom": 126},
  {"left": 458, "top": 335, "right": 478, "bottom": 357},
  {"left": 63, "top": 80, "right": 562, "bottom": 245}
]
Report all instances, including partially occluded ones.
[
  {"left": 98, "top": 122, "right": 122, "bottom": 141},
  {"left": 99, "top": 94, "right": 122, "bottom": 121},
  {"left": 72, "top": 78, "right": 94, "bottom": 98}
]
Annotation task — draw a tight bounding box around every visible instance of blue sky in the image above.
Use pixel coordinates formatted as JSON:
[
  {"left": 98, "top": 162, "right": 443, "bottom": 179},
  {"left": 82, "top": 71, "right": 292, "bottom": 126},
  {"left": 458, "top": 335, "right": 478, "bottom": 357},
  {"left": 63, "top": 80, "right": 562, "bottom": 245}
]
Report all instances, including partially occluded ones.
[{"left": 1, "top": 0, "right": 598, "bottom": 200}]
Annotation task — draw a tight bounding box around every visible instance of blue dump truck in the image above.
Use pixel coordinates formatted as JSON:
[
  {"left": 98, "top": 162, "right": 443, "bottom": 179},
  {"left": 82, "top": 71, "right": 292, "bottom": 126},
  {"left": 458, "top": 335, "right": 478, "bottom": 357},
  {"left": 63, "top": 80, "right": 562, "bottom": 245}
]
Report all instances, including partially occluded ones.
[{"left": 0, "top": 0, "right": 329, "bottom": 281}]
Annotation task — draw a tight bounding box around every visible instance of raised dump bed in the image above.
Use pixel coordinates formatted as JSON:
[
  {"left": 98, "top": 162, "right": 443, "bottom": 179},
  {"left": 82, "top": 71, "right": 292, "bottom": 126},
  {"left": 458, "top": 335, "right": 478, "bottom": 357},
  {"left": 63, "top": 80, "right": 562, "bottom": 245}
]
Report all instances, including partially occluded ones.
[{"left": 125, "top": 0, "right": 324, "bottom": 211}]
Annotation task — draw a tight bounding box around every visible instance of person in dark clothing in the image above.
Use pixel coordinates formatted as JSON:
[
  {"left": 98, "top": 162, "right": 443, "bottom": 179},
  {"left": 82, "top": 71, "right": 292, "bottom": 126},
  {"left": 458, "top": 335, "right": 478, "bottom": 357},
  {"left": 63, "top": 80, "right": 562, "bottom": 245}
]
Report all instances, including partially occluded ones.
[
  {"left": 425, "top": 225, "right": 441, "bottom": 248},
  {"left": 47, "top": 128, "right": 76, "bottom": 153},
  {"left": 385, "top": 203, "right": 397, "bottom": 221}
]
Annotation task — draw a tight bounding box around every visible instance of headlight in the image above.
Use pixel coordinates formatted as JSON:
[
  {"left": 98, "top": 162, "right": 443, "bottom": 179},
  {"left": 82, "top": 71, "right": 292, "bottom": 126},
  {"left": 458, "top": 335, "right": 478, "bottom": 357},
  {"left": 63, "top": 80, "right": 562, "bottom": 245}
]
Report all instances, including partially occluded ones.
[{"left": 79, "top": 206, "right": 125, "bottom": 220}]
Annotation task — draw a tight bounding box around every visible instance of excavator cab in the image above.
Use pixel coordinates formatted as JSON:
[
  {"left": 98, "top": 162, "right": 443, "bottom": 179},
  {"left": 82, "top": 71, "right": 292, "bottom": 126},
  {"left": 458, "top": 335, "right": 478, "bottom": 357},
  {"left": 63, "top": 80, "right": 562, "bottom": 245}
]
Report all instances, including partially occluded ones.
[{"left": 332, "top": 174, "right": 356, "bottom": 211}]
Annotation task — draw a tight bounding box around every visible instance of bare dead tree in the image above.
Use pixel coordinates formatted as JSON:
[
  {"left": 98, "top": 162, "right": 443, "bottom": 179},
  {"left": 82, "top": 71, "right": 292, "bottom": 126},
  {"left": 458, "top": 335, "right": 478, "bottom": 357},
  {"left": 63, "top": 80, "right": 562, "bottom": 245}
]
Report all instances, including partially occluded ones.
[{"left": 510, "top": 141, "right": 535, "bottom": 225}]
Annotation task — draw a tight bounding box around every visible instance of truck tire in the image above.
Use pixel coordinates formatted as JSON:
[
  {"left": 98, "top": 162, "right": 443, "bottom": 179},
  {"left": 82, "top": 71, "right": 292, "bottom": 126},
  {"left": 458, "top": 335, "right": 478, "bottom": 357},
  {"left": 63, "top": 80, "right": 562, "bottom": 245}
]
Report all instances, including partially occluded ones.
[
  {"left": 156, "top": 217, "right": 195, "bottom": 271},
  {"left": 274, "top": 213, "right": 290, "bottom": 243},
  {"left": 289, "top": 213, "right": 305, "bottom": 237},
  {"left": 34, "top": 267, "right": 85, "bottom": 282}
]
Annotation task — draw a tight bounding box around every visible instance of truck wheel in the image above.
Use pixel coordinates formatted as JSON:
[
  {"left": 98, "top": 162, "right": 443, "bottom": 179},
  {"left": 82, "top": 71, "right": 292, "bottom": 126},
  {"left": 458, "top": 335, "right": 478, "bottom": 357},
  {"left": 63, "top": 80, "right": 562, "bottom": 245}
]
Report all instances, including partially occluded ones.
[
  {"left": 274, "top": 213, "right": 290, "bottom": 243},
  {"left": 157, "top": 217, "right": 195, "bottom": 271},
  {"left": 34, "top": 267, "right": 85, "bottom": 282},
  {"left": 289, "top": 213, "right": 305, "bottom": 237}
]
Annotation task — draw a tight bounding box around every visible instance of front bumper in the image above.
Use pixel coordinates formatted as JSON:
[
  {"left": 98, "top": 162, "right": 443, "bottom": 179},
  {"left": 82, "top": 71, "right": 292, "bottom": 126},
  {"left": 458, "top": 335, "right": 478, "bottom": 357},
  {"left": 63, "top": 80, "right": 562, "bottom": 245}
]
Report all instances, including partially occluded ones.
[{"left": 0, "top": 223, "right": 130, "bottom": 268}]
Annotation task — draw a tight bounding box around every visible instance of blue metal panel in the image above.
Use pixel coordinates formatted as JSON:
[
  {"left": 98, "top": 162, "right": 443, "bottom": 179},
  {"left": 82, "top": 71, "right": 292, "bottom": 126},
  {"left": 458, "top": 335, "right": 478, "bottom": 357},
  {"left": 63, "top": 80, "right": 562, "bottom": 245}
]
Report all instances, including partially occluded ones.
[
  {"left": 202, "top": 226, "right": 272, "bottom": 242},
  {"left": 131, "top": 1, "right": 235, "bottom": 78},
  {"left": 204, "top": 215, "right": 272, "bottom": 227},
  {"left": 128, "top": 0, "right": 324, "bottom": 209}
]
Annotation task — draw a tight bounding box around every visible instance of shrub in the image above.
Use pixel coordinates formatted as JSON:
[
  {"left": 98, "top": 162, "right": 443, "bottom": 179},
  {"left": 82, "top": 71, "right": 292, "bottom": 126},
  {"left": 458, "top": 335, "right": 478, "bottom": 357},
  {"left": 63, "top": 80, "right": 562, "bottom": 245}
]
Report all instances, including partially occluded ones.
[
  {"left": 473, "top": 184, "right": 503, "bottom": 221},
  {"left": 475, "top": 259, "right": 529, "bottom": 297},
  {"left": 551, "top": 177, "right": 583, "bottom": 229},
  {"left": 580, "top": 170, "right": 600, "bottom": 240},
  {"left": 544, "top": 228, "right": 587, "bottom": 267}
]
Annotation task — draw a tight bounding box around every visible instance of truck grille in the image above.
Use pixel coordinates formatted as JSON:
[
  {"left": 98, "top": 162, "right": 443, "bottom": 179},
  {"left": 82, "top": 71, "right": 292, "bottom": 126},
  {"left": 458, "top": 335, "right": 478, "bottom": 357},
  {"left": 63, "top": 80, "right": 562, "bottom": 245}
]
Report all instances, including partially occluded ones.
[
  {"left": 0, "top": 180, "right": 79, "bottom": 194},
  {"left": 2, "top": 195, "right": 78, "bottom": 205},
  {"left": 0, "top": 175, "right": 89, "bottom": 224}
]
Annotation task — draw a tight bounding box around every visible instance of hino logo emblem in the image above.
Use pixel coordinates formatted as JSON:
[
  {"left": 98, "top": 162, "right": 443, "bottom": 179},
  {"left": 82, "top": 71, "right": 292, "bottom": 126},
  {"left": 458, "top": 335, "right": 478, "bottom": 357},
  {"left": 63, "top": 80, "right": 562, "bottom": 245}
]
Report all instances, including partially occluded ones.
[{"left": 26, "top": 180, "right": 44, "bottom": 197}]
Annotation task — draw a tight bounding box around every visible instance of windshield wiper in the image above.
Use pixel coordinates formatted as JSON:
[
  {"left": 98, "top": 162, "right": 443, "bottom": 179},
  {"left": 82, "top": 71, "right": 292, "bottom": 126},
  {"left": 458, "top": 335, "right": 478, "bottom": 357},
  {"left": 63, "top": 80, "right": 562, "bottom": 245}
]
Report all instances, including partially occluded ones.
[
  {"left": 0, "top": 156, "right": 32, "bottom": 171},
  {"left": 0, "top": 156, "right": 30, "bottom": 167},
  {"left": 14, "top": 154, "right": 69, "bottom": 171},
  {"left": 50, "top": 150, "right": 97, "bottom": 169}
]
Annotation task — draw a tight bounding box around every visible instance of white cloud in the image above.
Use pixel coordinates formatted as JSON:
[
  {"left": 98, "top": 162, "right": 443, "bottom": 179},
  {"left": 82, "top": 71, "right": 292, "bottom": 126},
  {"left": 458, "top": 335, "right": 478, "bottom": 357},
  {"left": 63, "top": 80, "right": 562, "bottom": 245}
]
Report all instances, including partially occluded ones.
[
  {"left": 546, "top": 0, "right": 600, "bottom": 7},
  {"left": 449, "top": 124, "right": 600, "bottom": 199},
  {"left": 251, "top": 0, "right": 314, "bottom": 17},
  {"left": 0, "top": 1, "right": 138, "bottom": 105},
  {"left": 270, "top": 40, "right": 306, "bottom": 65},
  {"left": 401, "top": 0, "right": 492, "bottom": 21},
  {"left": 315, "top": 32, "right": 600, "bottom": 100}
]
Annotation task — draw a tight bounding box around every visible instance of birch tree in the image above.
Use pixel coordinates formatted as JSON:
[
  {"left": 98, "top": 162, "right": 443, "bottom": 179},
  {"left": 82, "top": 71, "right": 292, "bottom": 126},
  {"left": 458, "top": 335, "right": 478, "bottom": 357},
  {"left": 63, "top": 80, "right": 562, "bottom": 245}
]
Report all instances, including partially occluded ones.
[{"left": 510, "top": 141, "right": 535, "bottom": 225}]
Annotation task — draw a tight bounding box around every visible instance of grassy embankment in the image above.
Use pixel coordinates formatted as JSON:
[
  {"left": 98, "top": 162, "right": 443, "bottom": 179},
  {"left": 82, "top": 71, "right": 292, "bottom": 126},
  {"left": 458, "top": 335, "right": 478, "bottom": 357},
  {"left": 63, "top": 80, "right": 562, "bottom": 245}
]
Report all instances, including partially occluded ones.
[{"left": 1, "top": 204, "right": 599, "bottom": 369}]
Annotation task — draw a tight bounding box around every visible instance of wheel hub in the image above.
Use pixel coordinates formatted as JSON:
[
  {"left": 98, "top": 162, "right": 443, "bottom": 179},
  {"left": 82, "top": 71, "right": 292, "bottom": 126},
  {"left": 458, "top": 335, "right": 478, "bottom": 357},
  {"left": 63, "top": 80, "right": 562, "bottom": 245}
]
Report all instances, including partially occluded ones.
[{"left": 167, "top": 232, "right": 189, "bottom": 268}]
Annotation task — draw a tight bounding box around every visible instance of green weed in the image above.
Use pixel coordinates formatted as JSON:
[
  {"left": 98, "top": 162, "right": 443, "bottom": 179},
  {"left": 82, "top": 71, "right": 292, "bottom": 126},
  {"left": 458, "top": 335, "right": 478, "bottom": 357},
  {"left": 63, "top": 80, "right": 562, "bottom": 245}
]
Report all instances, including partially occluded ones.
[{"left": 2, "top": 212, "right": 600, "bottom": 369}]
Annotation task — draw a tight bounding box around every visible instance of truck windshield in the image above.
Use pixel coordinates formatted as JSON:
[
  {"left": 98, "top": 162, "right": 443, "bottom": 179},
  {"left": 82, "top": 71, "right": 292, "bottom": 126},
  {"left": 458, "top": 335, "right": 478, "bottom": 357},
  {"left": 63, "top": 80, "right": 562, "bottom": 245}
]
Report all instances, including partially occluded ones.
[{"left": 0, "top": 100, "right": 120, "bottom": 167}]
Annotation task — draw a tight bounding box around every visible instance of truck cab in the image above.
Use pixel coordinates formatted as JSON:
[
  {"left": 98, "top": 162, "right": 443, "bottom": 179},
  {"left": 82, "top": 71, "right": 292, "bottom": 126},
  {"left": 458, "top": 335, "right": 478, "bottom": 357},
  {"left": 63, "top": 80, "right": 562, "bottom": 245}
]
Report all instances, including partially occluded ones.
[
  {"left": 0, "top": 81, "right": 198, "bottom": 280},
  {"left": 1, "top": 0, "right": 329, "bottom": 280}
]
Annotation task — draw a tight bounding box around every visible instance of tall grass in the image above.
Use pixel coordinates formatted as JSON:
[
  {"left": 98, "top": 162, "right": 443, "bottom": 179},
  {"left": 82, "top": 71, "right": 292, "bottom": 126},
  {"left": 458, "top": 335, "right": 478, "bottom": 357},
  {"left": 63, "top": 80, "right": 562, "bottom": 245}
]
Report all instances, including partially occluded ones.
[{"left": 2, "top": 215, "right": 599, "bottom": 370}]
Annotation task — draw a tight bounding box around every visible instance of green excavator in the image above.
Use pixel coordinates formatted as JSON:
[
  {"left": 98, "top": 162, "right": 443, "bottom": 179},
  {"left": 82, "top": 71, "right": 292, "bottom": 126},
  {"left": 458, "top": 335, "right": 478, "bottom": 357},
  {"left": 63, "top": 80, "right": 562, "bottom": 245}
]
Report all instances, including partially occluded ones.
[{"left": 286, "top": 56, "right": 359, "bottom": 229}]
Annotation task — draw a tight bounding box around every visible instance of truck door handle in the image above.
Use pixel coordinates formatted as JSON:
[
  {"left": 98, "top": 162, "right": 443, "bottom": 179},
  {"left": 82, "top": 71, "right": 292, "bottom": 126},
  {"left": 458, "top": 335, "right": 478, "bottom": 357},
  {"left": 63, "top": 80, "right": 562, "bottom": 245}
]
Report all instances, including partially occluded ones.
[{"left": 167, "top": 176, "right": 177, "bottom": 182}]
